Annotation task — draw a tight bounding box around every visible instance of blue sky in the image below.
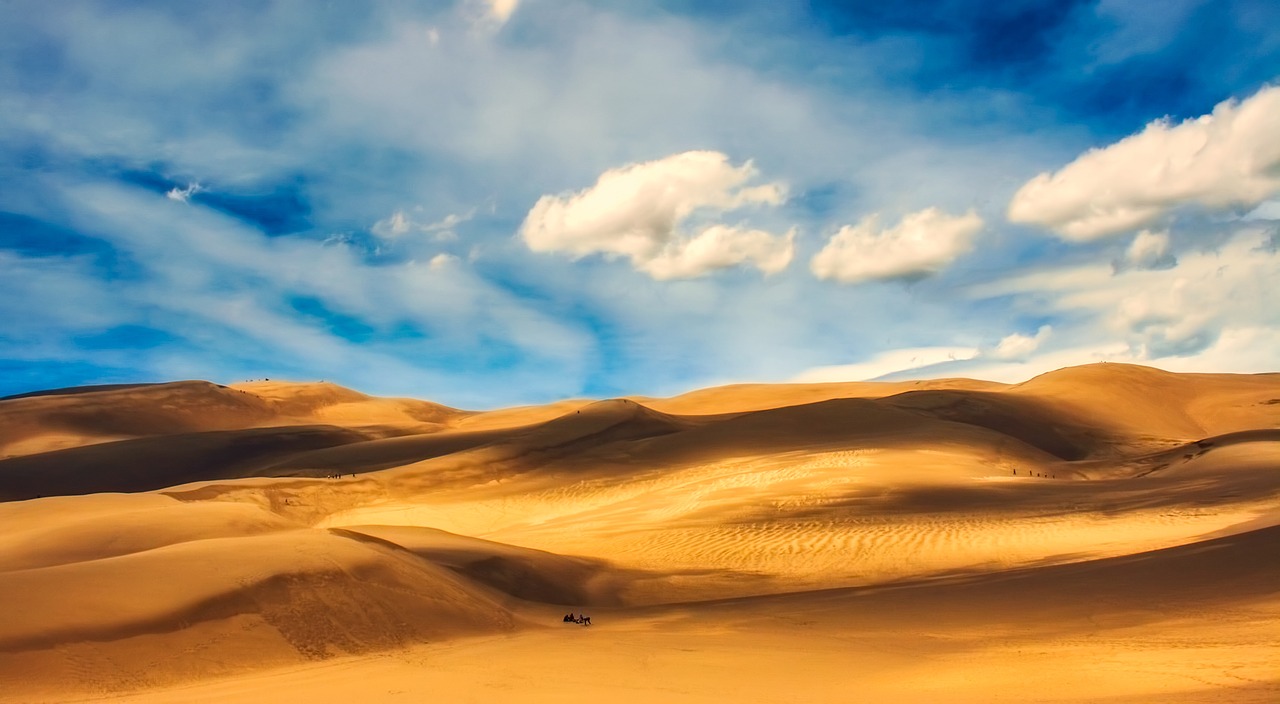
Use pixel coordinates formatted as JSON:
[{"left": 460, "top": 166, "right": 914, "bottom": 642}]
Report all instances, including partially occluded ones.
[{"left": 1, "top": 0, "right": 1278, "bottom": 408}]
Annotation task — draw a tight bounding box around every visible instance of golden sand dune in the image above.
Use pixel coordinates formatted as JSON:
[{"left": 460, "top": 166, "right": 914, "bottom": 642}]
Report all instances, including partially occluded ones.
[
  {"left": 0, "top": 363, "right": 1277, "bottom": 702},
  {"left": 0, "top": 380, "right": 460, "bottom": 460}
]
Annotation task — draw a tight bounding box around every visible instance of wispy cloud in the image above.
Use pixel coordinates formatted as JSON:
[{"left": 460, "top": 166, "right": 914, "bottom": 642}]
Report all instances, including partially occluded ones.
[
  {"left": 793, "top": 346, "right": 980, "bottom": 383},
  {"left": 989, "top": 325, "right": 1052, "bottom": 361},
  {"left": 165, "top": 182, "right": 204, "bottom": 203},
  {"left": 971, "top": 226, "right": 1280, "bottom": 363},
  {"left": 371, "top": 208, "right": 472, "bottom": 240},
  {"left": 468, "top": 0, "right": 520, "bottom": 28}
]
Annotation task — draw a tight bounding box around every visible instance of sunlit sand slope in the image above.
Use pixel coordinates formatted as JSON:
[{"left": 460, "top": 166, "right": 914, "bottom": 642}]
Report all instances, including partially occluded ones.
[{"left": 0, "top": 494, "right": 516, "bottom": 699}]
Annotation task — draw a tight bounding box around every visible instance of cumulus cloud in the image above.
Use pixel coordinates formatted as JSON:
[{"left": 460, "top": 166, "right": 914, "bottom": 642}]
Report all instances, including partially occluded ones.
[
  {"left": 793, "top": 346, "right": 980, "bottom": 383},
  {"left": 990, "top": 325, "right": 1052, "bottom": 361},
  {"left": 519, "top": 150, "right": 794, "bottom": 279},
  {"left": 639, "top": 224, "right": 796, "bottom": 279},
  {"left": 1113, "top": 229, "right": 1176, "bottom": 272},
  {"left": 810, "top": 207, "right": 983, "bottom": 284},
  {"left": 1008, "top": 85, "right": 1280, "bottom": 240}
]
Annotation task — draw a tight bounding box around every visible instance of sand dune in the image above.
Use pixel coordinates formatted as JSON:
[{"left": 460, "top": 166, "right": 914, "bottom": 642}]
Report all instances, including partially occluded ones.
[
  {"left": 1, "top": 363, "right": 1277, "bottom": 702},
  {"left": 0, "top": 380, "right": 462, "bottom": 461}
]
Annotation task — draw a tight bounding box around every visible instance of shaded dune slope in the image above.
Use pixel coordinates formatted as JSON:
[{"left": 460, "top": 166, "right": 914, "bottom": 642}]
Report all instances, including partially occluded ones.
[
  {"left": 0, "top": 380, "right": 462, "bottom": 460},
  {"left": 0, "top": 425, "right": 372, "bottom": 501},
  {"left": 0, "top": 382, "right": 278, "bottom": 458},
  {"left": 1010, "top": 364, "right": 1280, "bottom": 439},
  {"left": 336, "top": 525, "right": 633, "bottom": 606}
]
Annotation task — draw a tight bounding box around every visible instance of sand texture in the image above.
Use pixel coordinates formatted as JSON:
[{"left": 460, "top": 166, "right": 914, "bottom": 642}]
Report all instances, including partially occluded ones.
[{"left": 1, "top": 363, "right": 1277, "bottom": 702}]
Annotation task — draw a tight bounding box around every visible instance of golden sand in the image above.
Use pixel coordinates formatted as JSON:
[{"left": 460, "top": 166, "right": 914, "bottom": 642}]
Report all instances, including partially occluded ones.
[{"left": 1, "top": 363, "right": 1277, "bottom": 702}]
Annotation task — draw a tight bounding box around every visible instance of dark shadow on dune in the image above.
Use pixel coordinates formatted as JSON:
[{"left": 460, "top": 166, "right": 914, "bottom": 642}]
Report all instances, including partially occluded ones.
[
  {"left": 268, "top": 426, "right": 526, "bottom": 475},
  {"left": 0, "top": 577, "right": 254, "bottom": 654},
  {"left": 330, "top": 526, "right": 768, "bottom": 608},
  {"left": 883, "top": 388, "right": 1126, "bottom": 460},
  {"left": 472, "top": 397, "right": 1068, "bottom": 485},
  {"left": 644, "top": 523, "right": 1280, "bottom": 630},
  {"left": 721, "top": 434, "right": 1280, "bottom": 523},
  {"left": 331, "top": 527, "right": 629, "bottom": 606},
  {"left": 0, "top": 425, "right": 373, "bottom": 501},
  {"left": 0, "top": 382, "right": 163, "bottom": 402}
]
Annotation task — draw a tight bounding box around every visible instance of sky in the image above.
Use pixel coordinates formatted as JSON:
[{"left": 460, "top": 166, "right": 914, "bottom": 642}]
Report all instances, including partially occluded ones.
[{"left": 1, "top": 0, "right": 1278, "bottom": 408}]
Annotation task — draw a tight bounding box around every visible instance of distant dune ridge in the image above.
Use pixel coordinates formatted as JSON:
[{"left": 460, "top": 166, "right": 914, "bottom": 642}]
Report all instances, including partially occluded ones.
[{"left": 1, "top": 363, "right": 1277, "bottom": 703}]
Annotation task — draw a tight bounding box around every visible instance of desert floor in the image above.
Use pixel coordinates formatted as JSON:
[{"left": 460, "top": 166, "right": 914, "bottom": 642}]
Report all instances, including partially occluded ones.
[{"left": 1, "top": 363, "right": 1277, "bottom": 702}]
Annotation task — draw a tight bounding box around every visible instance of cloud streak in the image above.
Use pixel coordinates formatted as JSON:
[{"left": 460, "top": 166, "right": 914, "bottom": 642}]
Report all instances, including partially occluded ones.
[{"left": 793, "top": 346, "right": 980, "bottom": 383}]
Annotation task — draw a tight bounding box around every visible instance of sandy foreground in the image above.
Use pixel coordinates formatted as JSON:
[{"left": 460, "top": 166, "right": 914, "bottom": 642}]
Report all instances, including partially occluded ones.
[{"left": 0, "top": 363, "right": 1277, "bottom": 702}]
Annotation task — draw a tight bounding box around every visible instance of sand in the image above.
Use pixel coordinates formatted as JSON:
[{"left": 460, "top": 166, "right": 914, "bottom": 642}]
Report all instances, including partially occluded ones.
[{"left": 0, "top": 363, "right": 1277, "bottom": 702}]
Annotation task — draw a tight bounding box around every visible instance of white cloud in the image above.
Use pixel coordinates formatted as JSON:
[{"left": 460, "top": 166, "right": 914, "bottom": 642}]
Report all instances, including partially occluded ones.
[
  {"left": 372, "top": 210, "right": 412, "bottom": 238},
  {"left": 428, "top": 253, "right": 458, "bottom": 270},
  {"left": 467, "top": 0, "right": 520, "bottom": 28},
  {"left": 970, "top": 227, "right": 1280, "bottom": 362},
  {"left": 165, "top": 182, "right": 203, "bottom": 203},
  {"left": 897, "top": 324, "right": 1280, "bottom": 386},
  {"left": 1115, "top": 229, "right": 1176, "bottom": 271},
  {"left": 1148, "top": 326, "right": 1280, "bottom": 375},
  {"left": 487, "top": 0, "right": 520, "bottom": 23},
  {"left": 797, "top": 325, "right": 1053, "bottom": 385},
  {"left": 916, "top": 341, "right": 1135, "bottom": 384},
  {"left": 639, "top": 224, "right": 795, "bottom": 280},
  {"left": 990, "top": 325, "right": 1052, "bottom": 361},
  {"left": 372, "top": 208, "right": 472, "bottom": 240},
  {"left": 1008, "top": 84, "right": 1280, "bottom": 240},
  {"left": 1112, "top": 277, "right": 1220, "bottom": 357},
  {"left": 810, "top": 207, "right": 983, "bottom": 284},
  {"left": 519, "top": 150, "right": 794, "bottom": 279},
  {"left": 793, "top": 346, "right": 980, "bottom": 383}
]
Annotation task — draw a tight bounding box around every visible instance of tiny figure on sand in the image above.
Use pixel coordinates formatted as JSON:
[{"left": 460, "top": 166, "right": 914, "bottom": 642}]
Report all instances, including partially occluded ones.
[{"left": 563, "top": 612, "right": 591, "bottom": 626}]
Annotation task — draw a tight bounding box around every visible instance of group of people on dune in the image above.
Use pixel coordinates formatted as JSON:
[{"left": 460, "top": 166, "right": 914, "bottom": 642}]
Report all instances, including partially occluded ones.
[{"left": 563, "top": 612, "right": 591, "bottom": 626}]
